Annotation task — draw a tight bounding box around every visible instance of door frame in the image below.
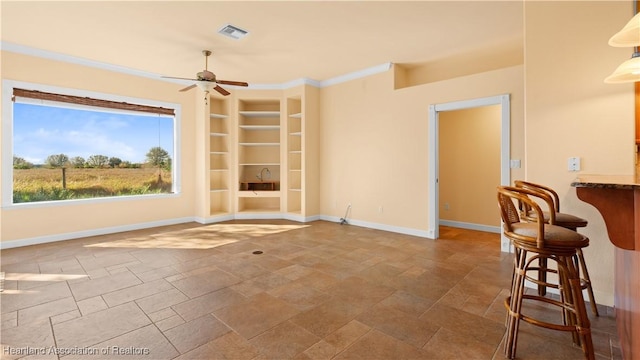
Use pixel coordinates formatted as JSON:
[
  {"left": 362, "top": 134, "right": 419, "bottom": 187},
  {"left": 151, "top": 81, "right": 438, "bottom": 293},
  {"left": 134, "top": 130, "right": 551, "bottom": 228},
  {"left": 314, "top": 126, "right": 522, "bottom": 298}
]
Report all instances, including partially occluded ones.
[{"left": 428, "top": 94, "right": 511, "bottom": 252}]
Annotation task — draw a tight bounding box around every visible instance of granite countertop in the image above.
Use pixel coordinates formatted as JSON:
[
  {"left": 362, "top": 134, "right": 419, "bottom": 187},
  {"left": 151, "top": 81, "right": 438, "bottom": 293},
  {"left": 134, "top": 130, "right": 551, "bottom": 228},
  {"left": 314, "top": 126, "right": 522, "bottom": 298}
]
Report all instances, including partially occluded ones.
[{"left": 571, "top": 174, "right": 640, "bottom": 189}]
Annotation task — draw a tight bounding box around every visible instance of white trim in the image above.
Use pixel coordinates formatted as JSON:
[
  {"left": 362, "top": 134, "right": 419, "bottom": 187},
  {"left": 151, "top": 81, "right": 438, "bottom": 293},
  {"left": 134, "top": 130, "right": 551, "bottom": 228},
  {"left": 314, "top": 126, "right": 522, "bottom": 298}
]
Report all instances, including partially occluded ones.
[
  {"left": 319, "top": 215, "right": 431, "bottom": 238},
  {"left": 194, "top": 214, "right": 236, "bottom": 224},
  {"left": 0, "top": 212, "right": 510, "bottom": 250},
  {"left": 1, "top": 42, "right": 390, "bottom": 90},
  {"left": 1, "top": 41, "right": 162, "bottom": 82},
  {"left": 285, "top": 78, "right": 322, "bottom": 89},
  {"left": 233, "top": 212, "right": 286, "bottom": 220},
  {"left": 427, "top": 104, "right": 438, "bottom": 240},
  {"left": 0, "top": 217, "right": 196, "bottom": 249},
  {"left": 428, "top": 94, "right": 511, "bottom": 250},
  {"left": 318, "top": 63, "right": 393, "bottom": 88},
  {"left": 1, "top": 81, "right": 14, "bottom": 206},
  {"left": 2, "top": 213, "right": 439, "bottom": 249},
  {"left": 283, "top": 213, "right": 321, "bottom": 223},
  {"left": 438, "top": 220, "right": 500, "bottom": 234}
]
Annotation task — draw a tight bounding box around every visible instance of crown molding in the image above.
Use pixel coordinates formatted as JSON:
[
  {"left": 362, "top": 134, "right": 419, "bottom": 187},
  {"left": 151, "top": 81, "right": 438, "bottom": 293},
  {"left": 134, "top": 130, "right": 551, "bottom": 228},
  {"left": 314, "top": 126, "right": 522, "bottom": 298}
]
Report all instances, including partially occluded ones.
[
  {"left": 1, "top": 41, "right": 162, "bottom": 81},
  {"left": 319, "top": 62, "right": 393, "bottom": 87},
  {"left": 1, "top": 41, "right": 391, "bottom": 89}
]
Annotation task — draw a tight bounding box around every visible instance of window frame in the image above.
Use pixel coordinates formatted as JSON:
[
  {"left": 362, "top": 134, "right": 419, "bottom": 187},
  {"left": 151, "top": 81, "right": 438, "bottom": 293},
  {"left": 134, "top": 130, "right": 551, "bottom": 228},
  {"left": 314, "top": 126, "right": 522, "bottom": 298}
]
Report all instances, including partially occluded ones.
[{"left": 2, "top": 79, "right": 182, "bottom": 208}]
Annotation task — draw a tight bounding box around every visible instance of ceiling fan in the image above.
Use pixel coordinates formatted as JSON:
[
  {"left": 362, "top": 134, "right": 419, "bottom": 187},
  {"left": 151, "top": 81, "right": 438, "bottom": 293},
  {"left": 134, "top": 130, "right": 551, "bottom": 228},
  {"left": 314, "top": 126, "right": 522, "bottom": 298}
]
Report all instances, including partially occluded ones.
[{"left": 162, "top": 50, "right": 248, "bottom": 96}]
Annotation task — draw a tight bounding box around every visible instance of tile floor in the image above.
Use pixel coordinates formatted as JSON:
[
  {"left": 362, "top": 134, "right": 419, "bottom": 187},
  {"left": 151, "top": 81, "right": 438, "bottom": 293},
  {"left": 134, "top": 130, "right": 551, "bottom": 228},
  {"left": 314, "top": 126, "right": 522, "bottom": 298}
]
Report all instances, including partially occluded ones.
[{"left": 0, "top": 220, "right": 621, "bottom": 359}]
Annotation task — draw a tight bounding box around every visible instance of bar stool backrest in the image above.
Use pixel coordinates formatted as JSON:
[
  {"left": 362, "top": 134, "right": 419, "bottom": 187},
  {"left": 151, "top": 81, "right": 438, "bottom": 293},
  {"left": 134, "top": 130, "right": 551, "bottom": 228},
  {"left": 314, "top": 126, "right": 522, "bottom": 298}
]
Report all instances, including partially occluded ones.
[
  {"left": 514, "top": 180, "right": 561, "bottom": 213},
  {"left": 497, "top": 186, "right": 553, "bottom": 249}
]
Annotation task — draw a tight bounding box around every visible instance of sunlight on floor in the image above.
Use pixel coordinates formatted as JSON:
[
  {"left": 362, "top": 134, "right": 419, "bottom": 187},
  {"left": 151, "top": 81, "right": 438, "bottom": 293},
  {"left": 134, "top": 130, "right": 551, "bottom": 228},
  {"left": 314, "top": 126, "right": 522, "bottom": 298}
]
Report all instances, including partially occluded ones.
[
  {"left": 0, "top": 289, "right": 38, "bottom": 295},
  {"left": 84, "top": 223, "right": 310, "bottom": 249},
  {"left": 1, "top": 272, "right": 88, "bottom": 295},
  {"left": 206, "top": 224, "right": 310, "bottom": 237},
  {"left": 4, "top": 273, "right": 88, "bottom": 282}
]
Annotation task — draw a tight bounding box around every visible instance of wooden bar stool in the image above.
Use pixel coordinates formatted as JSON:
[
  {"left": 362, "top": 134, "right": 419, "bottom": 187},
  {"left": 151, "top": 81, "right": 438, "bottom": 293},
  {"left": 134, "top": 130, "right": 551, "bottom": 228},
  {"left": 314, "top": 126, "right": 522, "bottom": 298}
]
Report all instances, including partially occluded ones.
[
  {"left": 497, "top": 186, "right": 594, "bottom": 360},
  {"left": 514, "top": 180, "right": 598, "bottom": 316}
]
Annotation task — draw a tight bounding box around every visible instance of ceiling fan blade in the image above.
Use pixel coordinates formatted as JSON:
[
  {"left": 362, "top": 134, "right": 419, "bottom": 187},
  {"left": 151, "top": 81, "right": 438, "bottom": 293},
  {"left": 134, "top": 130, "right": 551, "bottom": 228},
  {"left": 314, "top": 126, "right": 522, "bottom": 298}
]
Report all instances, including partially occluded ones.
[
  {"left": 179, "top": 84, "right": 197, "bottom": 92},
  {"left": 214, "top": 85, "right": 231, "bottom": 96},
  {"left": 217, "top": 80, "right": 249, "bottom": 87},
  {"left": 162, "top": 76, "right": 198, "bottom": 81}
]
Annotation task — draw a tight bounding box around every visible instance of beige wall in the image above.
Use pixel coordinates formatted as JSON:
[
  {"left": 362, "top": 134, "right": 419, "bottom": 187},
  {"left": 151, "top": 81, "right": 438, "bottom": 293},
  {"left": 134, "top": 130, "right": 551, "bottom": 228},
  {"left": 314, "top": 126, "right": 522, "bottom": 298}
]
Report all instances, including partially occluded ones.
[
  {"left": 0, "top": 51, "right": 197, "bottom": 244},
  {"left": 524, "top": 1, "right": 634, "bottom": 306},
  {"left": 439, "top": 105, "right": 501, "bottom": 227},
  {"left": 319, "top": 64, "right": 524, "bottom": 232},
  {"left": 1, "top": 1, "right": 630, "bottom": 307}
]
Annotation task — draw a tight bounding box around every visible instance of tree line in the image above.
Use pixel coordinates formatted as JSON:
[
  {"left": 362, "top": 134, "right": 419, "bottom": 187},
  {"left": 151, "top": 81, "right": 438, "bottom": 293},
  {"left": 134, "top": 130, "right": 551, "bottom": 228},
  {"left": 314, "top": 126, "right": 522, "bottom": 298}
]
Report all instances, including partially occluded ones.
[{"left": 13, "top": 146, "right": 171, "bottom": 170}]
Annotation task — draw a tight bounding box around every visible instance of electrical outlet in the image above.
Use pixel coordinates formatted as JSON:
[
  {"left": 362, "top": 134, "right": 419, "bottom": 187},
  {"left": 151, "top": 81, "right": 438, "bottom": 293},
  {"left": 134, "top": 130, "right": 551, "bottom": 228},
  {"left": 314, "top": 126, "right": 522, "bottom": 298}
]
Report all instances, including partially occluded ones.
[
  {"left": 568, "top": 157, "right": 581, "bottom": 171},
  {"left": 444, "top": 202, "right": 450, "bottom": 211},
  {"left": 378, "top": 206, "right": 383, "bottom": 213}
]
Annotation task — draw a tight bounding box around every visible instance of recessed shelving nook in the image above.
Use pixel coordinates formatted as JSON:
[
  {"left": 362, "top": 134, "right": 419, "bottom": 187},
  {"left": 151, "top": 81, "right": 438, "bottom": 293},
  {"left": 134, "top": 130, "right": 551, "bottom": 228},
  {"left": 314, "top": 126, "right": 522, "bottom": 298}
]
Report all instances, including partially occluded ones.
[
  {"left": 199, "top": 86, "right": 318, "bottom": 223},
  {"left": 208, "top": 96, "right": 231, "bottom": 216},
  {"left": 287, "top": 97, "right": 303, "bottom": 215},
  {"left": 237, "top": 99, "right": 282, "bottom": 214}
]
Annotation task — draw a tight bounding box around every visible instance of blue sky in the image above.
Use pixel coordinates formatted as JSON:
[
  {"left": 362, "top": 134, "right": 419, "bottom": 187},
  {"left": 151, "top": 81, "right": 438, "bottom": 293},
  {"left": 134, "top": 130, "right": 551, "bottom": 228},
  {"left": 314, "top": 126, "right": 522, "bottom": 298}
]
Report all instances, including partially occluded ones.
[{"left": 14, "top": 103, "right": 174, "bottom": 165}]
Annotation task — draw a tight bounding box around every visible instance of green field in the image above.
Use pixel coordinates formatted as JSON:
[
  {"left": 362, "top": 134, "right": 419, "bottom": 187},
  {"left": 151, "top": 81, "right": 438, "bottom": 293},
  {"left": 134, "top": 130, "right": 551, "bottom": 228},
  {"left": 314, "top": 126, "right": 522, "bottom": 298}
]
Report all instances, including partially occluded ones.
[{"left": 13, "top": 167, "right": 173, "bottom": 203}]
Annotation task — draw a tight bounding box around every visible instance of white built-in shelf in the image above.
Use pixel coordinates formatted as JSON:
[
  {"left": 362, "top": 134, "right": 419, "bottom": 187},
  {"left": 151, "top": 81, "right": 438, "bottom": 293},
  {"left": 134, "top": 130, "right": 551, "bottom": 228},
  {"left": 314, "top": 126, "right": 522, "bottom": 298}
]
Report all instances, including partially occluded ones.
[
  {"left": 289, "top": 188, "right": 302, "bottom": 192},
  {"left": 210, "top": 168, "right": 229, "bottom": 172},
  {"left": 239, "top": 125, "right": 281, "bottom": 131},
  {"left": 289, "top": 151, "right": 302, "bottom": 154},
  {"left": 289, "top": 169, "right": 302, "bottom": 172},
  {"left": 210, "top": 151, "right": 228, "bottom": 155},
  {"left": 239, "top": 143, "right": 280, "bottom": 146},
  {"left": 239, "top": 111, "right": 280, "bottom": 118},
  {"left": 237, "top": 191, "right": 281, "bottom": 198},
  {"left": 210, "top": 188, "right": 229, "bottom": 193},
  {"left": 289, "top": 132, "right": 302, "bottom": 136},
  {"left": 210, "top": 133, "right": 228, "bottom": 137},
  {"left": 289, "top": 113, "right": 302, "bottom": 118},
  {"left": 239, "top": 162, "right": 280, "bottom": 166},
  {"left": 210, "top": 113, "right": 228, "bottom": 119}
]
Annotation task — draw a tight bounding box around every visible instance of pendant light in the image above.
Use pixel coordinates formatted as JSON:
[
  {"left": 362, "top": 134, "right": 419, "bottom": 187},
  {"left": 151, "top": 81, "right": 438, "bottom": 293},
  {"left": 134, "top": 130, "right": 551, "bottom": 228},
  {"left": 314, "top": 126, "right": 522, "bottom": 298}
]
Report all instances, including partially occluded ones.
[{"left": 605, "top": 3, "right": 640, "bottom": 83}]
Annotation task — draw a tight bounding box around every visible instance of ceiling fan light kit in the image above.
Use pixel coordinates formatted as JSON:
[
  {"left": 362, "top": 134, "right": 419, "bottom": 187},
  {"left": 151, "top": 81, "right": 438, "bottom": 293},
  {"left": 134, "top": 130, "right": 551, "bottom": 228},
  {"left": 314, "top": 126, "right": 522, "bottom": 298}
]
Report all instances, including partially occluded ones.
[{"left": 161, "top": 50, "right": 248, "bottom": 96}]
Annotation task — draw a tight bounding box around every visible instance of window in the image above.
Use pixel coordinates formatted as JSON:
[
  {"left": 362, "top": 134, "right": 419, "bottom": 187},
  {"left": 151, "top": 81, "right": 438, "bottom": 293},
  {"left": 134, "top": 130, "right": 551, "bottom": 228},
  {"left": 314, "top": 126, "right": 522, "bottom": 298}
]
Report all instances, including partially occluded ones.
[{"left": 2, "top": 81, "right": 181, "bottom": 205}]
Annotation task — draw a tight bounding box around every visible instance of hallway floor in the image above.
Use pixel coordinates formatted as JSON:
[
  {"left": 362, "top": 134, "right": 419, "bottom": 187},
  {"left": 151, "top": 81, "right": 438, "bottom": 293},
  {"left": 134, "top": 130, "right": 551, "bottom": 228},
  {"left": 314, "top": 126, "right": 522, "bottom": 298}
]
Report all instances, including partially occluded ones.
[{"left": 1, "top": 221, "right": 620, "bottom": 359}]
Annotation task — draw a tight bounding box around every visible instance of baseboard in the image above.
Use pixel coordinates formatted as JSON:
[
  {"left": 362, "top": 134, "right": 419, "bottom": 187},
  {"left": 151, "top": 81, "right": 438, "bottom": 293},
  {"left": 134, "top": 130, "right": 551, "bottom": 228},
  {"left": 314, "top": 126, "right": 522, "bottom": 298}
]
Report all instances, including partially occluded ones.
[
  {"left": 233, "top": 212, "right": 287, "bottom": 220},
  {"left": 439, "top": 220, "right": 500, "bottom": 234},
  {"left": 283, "top": 213, "right": 322, "bottom": 223},
  {"left": 1, "top": 214, "right": 444, "bottom": 249},
  {"left": 0, "top": 217, "right": 196, "bottom": 249},
  {"left": 195, "top": 214, "right": 236, "bottom": 224},
  {"left": 319, "top": 215, "right": 432, "bottom": 238}
]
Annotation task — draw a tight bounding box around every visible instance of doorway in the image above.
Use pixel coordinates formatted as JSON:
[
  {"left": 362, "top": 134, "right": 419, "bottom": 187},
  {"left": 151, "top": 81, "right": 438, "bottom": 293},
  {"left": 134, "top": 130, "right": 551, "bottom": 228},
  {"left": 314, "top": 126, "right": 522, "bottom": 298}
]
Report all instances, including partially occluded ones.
[{"left": 428, "top": 94, "right": 511, "bottom": 252}]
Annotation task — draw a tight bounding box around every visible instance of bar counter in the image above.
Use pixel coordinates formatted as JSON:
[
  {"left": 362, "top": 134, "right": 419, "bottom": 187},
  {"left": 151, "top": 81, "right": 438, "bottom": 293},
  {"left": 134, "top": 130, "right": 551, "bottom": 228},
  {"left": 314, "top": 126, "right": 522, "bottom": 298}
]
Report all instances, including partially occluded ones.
[{"left": 572, "top": 175, "right": 640, "bottom": 360}]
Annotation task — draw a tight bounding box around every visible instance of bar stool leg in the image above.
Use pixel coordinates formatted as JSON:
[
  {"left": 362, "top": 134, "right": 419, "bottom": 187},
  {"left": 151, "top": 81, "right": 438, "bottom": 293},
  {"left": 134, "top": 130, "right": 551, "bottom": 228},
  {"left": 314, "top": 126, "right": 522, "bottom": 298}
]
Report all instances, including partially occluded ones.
[
  {"left": 505, "top": 249, "right": 527, "bottom": 359},
  {"left": 575, "top": 249, "right": 599, "bottom": 316},
  {"left": 566, "top": 257, "right": 595, "bottom": 360},
  {"left": 538, "top": 257, "right": 548, "bottom": 296},
  {"left": 558, "top": 256, "right": 581, "bottom": 346}
]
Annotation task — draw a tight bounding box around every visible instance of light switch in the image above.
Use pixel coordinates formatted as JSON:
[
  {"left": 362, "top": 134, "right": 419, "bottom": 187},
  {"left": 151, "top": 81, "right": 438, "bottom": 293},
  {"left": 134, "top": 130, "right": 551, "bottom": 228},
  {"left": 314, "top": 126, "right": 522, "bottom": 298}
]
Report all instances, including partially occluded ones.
[
  {"left": 510, "top": 159, "right": 521, "bottom": 169},
  {"left": 568, "top": 157, "right": 581, "bottom": 171}
]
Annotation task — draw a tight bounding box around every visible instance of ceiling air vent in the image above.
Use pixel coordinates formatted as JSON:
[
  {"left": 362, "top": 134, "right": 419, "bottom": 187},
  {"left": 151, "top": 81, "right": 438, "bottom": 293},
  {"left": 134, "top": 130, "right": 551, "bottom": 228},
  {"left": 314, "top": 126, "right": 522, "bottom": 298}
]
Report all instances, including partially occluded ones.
[{"left": 218, "top": 24, "right": 249, "bottom": 40}]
